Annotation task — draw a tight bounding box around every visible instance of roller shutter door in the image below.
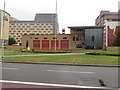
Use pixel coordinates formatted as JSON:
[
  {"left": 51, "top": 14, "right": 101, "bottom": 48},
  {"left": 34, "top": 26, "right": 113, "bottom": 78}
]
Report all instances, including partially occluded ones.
[
  {"left": 42, "top": 40, "right": 49, "bottom": 50},
  {"left": 33, "top": 40, "right": 40, "bottom": 50},
  {"left": 61, "top": 40, "right": 69, "bottom": 50},
  {"left": 51, "top": 40, "right": 59, "bottom": 50}
]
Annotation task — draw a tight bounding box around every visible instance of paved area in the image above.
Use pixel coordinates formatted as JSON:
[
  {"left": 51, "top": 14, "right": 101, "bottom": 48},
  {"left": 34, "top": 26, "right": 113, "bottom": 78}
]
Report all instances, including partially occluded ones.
[
  {"left": 2, "top": 82, "right": 58, "bottom": 88},
  {"left": 2, "top": 63, "right": 119, "bottom": 88},
  {"left": 4, "top": 53, "right": 85, "bottom": 57},
  {"left": 1, "top": 82, "right": 114, "bottom": 90}
]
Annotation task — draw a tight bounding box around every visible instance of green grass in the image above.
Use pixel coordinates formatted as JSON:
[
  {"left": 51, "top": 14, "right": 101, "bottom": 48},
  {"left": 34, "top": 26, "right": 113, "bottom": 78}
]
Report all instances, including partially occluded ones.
[
  {"left": 2, "top": 54, "right": 119, "bottom": 65},
  {"left": 3, "top": 49, "right": 119, "bottom": 65},
  {"left": 4, "top": 49, "right": 33, "bottom": 55},
  {"left": 85, "top": 50, "right": 119, "bottom": 54}
]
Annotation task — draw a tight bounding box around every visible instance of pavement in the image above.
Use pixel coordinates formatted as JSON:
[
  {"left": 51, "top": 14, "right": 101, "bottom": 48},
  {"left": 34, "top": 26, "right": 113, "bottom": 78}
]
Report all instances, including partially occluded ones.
[
  {"left": 1, "top": 82, "right": 115, "bottom": 90},
  {"left": 2, "top": 61, "right": 119, "bottom": 67},
  {"left": 4, "top": 53, "right": 85, "bottom": 57}
]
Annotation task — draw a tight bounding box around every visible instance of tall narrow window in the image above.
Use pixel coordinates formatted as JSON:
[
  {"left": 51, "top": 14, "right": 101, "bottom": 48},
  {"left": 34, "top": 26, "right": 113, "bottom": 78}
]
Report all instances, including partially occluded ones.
[
  {"left": 26, "top": 41, "right": 28, "bottom": 48},
  {"left": 92, "top": 36, "right": 95, "bottom": 41}
]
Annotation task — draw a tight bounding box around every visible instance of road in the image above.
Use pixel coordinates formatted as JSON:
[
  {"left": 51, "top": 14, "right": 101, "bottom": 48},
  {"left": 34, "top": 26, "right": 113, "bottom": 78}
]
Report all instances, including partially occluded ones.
[{"left": 1, "top": 63, "right": 119, "bottom": 88}]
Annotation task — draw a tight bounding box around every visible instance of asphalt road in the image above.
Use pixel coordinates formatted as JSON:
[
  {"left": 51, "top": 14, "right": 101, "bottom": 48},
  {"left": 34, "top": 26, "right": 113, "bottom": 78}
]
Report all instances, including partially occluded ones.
[{"left": 1, "top": 63, "right": 119, "bottom": 88}]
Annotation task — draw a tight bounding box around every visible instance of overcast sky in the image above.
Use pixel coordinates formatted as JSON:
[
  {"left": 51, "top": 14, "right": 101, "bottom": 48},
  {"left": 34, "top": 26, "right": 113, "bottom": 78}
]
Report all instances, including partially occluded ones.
[{"left": 0, "top": 0, "right": 119, "bottom": 33}]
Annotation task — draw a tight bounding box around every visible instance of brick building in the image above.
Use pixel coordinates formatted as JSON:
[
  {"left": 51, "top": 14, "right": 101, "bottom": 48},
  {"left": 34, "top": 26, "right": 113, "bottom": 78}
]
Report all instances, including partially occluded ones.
[
  {"left": 95, "top": 10, "right": 120, "bottom": 49},
  {"left": 21, "top": 34, "right": 73, "bottom": 50},
  {"left": 95, "top": 10, "right": 119, "bottom": 26},
  {"left": 21, "top": 26, "right": 103, "bottom": 51},
  {"left": 68, "top": 26, "right": 103, "bottom": 49}
]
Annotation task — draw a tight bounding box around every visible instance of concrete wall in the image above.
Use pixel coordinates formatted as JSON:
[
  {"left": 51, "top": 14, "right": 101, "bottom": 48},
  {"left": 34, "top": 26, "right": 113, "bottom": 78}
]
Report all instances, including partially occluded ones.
[{"left": 85, "top": 29, "right": 103, "bottom": 49}]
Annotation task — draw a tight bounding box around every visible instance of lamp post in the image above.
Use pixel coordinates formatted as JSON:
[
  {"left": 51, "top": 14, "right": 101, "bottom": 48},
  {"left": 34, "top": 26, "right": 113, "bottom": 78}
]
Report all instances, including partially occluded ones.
[
  {"left": 105, "top": 20, "right": 108, "bottom": 50},
  {"left": 54, "top": 0, "right": 58, "bottom": 51},
  {"left": 0, "top": 0, "right": 6, "bottom": 58}
]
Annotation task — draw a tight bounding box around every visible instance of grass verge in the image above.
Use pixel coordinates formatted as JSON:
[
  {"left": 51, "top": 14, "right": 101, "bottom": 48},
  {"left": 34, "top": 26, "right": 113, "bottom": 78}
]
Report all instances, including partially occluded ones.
[{"left": 2, "top": 54, "right": 119, "bottom": 65}]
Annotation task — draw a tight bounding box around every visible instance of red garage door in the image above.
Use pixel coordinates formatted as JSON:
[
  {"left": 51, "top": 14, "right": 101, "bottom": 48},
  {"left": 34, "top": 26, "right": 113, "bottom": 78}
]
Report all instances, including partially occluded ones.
[
  {"left": 61, "top": 40, "right": 69, "bottom": 50},
  {"left": 51, "top": 40, "right": 59, "bottom": 50},
  {"left": 33, "top": 40, "right": 40, "bottom": 50},
  {"left": 42, "top": 40, "right": 49, "bottom": 50}
]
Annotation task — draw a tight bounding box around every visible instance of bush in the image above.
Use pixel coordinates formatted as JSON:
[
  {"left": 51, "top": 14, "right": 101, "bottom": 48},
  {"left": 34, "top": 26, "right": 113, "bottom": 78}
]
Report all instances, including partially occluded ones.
[
  {"left": 21, "top": 50, "right": 72, "bottom": 54},
  {"left": 86, "top": 52, "right": 120, "bottom": 56}
]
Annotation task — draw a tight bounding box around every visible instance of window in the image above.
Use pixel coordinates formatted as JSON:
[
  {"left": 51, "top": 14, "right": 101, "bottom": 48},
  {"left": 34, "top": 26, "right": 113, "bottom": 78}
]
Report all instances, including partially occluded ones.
[
  {"left": 48, "top": 26, "right": 51, "bottom": 28},
  {"left": 27, "top": 26, "right": 30, "bottom": 28},
  {"left": 44, "top": 37, "right": 47, "bottom": 39},
  {"left": 11, "top": 28, "right": 14, "bottom": 30},
  {"left": 30, "top": 28, "right": 34, "bottom": 30},
  {"left": 73, "top": 36, "right": 75, "bottom": 41},
  {"left": 35, "top": 37, "right": 39, "bottom": 39},
  {"left": 44, "top": 26, "right": 46, "bottom": 28},
  {"left": 30, "top": 23, "right": 34, "bottom": 25},
  {"left": 76, "top": 44, "right": 82, "bottom": 48},
  {"left": 91, "top": 36, "right": 95, "bottom": 41},
  {"left": 53, "top": 37, "right": 57, "bottom": 39},
  {"left": 63, "top": 37, "right": 67, "bottom": 39},
  {"left": 33, "top": 26, "right": 37, "bottom": 28},
  {"left": 33, "top": 31, "right": 37, "bottom": 32}
]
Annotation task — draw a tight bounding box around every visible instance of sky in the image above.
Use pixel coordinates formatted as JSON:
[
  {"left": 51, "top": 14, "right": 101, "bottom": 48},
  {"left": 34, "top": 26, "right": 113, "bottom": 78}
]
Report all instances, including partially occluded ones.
[{"left": 0, "top": 0, "right": 119, "bottom": 33}]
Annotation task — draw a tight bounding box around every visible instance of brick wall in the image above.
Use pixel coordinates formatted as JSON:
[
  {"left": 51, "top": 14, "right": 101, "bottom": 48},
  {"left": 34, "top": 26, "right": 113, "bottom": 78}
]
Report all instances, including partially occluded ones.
[
  {"left": 108, "top": 29, "right": 116, "bottom": 46},
  {"left": 107, "top": 46, "right": 119, "bottom": 52}
]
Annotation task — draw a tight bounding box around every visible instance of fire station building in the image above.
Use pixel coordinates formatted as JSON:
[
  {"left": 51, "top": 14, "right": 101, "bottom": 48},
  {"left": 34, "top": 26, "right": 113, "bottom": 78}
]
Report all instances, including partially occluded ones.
[{"left": 21, "top": 34, "right": 73, "bottom": 50}]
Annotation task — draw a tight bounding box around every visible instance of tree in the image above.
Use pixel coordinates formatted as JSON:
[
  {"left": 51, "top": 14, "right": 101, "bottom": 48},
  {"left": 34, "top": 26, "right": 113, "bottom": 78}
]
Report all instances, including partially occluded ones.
[
  {"left": 113, "top": 29, "right": 120, "bottom": 46},
  {"left": 8, "top": 37, "right": 17, "bottom": 45}
]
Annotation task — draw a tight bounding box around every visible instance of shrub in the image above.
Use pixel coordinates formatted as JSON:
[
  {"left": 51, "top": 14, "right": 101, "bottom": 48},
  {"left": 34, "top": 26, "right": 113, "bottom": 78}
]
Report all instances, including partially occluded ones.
[{"left": 86, "top": 52, "right": 120, "bottom": 56}]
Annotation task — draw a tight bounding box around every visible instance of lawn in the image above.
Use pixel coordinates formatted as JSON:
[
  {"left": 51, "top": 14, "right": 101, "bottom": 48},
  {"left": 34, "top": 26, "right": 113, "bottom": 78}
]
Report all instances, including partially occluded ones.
[
  {"left": 3, "top": 48, "right": 119, "bottom": 65},
  {"left": 2, "top": 54, "right": 119, "bottom": 65}
]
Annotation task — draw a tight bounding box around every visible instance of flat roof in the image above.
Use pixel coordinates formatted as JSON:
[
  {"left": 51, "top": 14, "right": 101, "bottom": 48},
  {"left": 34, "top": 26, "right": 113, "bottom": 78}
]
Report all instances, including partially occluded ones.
[
  {"left": 68, "top": 26, "right": 104, "bottom": 29},
  {"left": 23, "top": 34, "right": 72, "bottom": 36},
  {"left": 0, "top": 10, "right": 10, "bottom": 16}
]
